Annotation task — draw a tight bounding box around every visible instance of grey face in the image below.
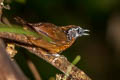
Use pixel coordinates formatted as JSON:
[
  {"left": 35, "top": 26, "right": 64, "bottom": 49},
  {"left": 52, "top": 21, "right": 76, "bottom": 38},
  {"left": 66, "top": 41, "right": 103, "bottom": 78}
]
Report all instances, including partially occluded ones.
[{"left": 67, "top": 27, "right": 89, "bottom": 40}]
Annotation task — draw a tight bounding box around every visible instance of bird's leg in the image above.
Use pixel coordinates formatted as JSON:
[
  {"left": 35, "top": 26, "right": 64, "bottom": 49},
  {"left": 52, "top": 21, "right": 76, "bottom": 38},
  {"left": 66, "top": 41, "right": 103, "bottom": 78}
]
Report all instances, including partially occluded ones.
[
  {"left": 43, "top": 53, "right": 67, "bottom": 63},
  {"left": 50, "top": 53, "right": 67, "bottom": 63}
]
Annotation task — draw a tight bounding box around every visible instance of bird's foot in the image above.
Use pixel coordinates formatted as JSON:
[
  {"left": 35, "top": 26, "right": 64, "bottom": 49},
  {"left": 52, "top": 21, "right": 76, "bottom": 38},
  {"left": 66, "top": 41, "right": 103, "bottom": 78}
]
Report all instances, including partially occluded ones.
[{"left": 51, "top": 54, "right": 67, "bottom": 63}]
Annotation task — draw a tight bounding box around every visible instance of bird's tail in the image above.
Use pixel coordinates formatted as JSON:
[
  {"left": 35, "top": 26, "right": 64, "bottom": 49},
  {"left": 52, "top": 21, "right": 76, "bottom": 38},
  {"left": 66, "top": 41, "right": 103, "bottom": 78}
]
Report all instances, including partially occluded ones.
[{"left": 14, "top": 17, "right": 27, "bottom": 25}]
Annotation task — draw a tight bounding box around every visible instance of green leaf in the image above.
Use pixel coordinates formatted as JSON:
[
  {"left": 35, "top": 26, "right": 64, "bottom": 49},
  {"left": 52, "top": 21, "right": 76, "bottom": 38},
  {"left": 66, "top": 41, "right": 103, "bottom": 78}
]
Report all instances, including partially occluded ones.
[
  {"left": 72, "top": 55, "right": 81, "bottom": 65},
  {"left": 0, "top": 24, "right": 53, "bottom": 42}
]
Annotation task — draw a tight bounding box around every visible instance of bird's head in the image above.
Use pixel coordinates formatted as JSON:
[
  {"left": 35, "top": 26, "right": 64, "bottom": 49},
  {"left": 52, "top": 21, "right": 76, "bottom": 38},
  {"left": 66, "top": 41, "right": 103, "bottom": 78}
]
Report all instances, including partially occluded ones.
[{"left": 66, "top": 26, "right": 89, "bottom": 40}]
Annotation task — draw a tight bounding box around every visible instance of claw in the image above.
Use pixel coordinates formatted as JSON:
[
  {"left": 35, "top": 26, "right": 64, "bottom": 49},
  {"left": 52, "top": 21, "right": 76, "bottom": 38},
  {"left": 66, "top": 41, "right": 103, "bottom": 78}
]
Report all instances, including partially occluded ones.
[
  {"left": 52, "top": 54, "right": 60, "bottom": 57},
  {"left": 51, "top": 54, "right": 67, "bottom": 63}
]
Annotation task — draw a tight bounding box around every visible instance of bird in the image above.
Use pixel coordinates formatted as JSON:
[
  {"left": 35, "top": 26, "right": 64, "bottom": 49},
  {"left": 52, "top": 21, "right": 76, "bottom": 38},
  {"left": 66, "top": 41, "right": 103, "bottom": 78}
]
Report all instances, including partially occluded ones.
[{"left": 14, "top": 17, "right": 89, "bottom": 55}]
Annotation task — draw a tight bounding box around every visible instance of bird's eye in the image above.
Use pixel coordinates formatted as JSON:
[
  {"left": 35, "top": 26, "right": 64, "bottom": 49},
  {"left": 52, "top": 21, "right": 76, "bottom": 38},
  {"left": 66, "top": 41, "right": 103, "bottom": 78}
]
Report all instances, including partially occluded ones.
[
  {"left": 77, "top": 28, "right": 81, "bottom": 33},
  {"left": 77, "top": 27, "right": 83, "bottom": 36}
]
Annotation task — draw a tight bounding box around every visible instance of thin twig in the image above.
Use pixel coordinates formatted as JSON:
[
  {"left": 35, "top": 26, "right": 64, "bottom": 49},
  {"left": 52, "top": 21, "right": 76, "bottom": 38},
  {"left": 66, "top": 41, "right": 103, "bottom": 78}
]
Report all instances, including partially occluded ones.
[
  {"left": 27, "top": 59, "right": 42, "bottom": 80},
  {"left": 0, "top": 0, "right": 3, "bottom": 22}
]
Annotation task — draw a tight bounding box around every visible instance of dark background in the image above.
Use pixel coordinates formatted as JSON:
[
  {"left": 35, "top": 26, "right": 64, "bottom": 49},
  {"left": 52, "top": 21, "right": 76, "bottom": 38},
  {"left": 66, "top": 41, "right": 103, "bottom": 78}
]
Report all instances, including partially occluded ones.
[{"left": 4, "top": 0, "right": 120, "bottom": 80}]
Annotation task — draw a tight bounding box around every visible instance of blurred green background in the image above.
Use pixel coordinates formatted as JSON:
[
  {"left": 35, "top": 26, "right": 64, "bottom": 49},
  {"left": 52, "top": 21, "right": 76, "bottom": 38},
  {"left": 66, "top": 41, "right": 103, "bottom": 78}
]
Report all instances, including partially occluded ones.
[{"left": 4, "top": 0, "right": 120, "bottom": 80}]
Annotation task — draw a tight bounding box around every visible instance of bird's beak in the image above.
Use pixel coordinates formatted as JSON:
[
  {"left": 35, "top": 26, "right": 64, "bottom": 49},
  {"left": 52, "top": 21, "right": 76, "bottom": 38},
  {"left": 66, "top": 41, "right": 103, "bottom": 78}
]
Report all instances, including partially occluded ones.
[{"left": 82, "top": 29, "right": 90, "bottom": 36}]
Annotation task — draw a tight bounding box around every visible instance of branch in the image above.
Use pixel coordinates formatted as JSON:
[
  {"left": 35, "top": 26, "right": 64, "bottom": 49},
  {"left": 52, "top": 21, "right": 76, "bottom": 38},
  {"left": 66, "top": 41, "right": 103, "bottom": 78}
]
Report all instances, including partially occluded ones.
[{"left": 17, "top": 45, "right": 91, "bottom": 80}]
